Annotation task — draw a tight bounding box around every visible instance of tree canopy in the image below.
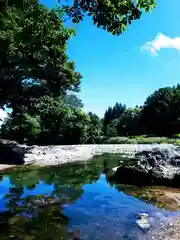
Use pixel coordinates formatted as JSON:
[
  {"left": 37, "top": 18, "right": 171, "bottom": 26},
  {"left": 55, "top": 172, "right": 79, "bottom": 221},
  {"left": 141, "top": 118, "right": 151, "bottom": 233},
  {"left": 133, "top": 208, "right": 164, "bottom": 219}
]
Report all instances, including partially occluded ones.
[
  {"left": 1, "top": 0, "right": 156, "bottom": 36},
  {"left": 102, "top": 85, "right": 180, "bottom": 139},
  {"left": 0, "top": 0, "right": 81, "bottom": 110},
  {"left": 141, "top": 85, "right": 180, "bottom": 136},
  {"left": 0, "top": 0, "right": 103, "bottom": 145},
  {"left": 103, "top": 103, "right": 126, "bottom": 128},
  {"left": 63, "top": 0, "right": 156, "bottom": 35},
  {"left": 3, "top": 0, "right": 180, "bottom": 146}
]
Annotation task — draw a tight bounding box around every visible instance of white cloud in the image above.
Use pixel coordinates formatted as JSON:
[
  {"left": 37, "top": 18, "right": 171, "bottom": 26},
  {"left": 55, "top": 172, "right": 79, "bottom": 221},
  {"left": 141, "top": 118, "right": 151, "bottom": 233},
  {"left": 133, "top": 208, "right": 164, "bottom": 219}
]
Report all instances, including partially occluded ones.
[{"left": 141, "top": 33, "right": 180, "bottom": 56}]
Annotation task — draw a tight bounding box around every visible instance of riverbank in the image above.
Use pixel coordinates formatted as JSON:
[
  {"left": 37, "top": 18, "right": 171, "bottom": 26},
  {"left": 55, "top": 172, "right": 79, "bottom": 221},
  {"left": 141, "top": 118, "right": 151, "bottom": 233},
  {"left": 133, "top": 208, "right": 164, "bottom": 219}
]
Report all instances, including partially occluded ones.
[
  {"left": 21, "top": 143, "right": 176, "bottom": 166},
  {"left": 0, "top": 142, "right": 177, "bottom": 170},
  {"left": 0, "top": 143, "right": 176, "bottom": 169},
  {"left": 0, "top": 164, "right": 15, "bottom": 171},
  {"left": 150, "top": 216, "right": 180, "bottom": 239}
]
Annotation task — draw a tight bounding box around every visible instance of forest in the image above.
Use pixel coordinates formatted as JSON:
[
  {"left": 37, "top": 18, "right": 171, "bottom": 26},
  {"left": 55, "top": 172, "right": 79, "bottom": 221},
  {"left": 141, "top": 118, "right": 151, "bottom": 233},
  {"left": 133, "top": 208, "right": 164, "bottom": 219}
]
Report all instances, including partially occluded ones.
[{"left": 1, "top": 0, "right": 180, "bottom": 145}]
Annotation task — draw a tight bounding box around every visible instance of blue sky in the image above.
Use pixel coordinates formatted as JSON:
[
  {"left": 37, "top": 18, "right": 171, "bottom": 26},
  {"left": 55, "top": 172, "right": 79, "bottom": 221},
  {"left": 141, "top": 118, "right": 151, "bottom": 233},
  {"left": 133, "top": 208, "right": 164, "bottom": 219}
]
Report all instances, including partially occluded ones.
[{"left": 28, "top": 1, "right": 180, "bottom": 117}]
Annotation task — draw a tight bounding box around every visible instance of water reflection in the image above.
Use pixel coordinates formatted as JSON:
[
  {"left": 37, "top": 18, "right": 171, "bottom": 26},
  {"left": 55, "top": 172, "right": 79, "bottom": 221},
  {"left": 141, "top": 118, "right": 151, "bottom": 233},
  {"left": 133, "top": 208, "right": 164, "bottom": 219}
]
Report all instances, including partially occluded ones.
[{"left": 0, "top": 154, "right": 178, "bottom": 240}]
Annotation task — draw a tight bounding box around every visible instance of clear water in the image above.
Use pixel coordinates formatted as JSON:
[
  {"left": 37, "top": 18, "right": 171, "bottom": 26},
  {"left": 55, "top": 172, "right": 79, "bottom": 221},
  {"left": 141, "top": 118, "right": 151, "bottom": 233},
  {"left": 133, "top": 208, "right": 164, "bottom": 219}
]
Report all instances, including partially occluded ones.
[{"left": 0, "top": 154, "right": 178, "bottom": 240}]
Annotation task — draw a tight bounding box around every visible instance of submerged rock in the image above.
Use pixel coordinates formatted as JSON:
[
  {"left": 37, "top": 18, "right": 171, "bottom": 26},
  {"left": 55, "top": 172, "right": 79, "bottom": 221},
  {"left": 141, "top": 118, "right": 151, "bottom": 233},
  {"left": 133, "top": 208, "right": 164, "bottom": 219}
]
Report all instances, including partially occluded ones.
[
  {"left": 137, "top": 213, "right": 149, "bottom": 219},
  {"left": 136, "top": 212, "right": 151, "bottom": 231},
  {"left": 117, "top": 185, "right": 180, "bottom": 211},
  {"left": 136, "top": 218, "right": 150, "bottom": 230},
  {"left": 108, "top": 146, "right": 180, "bottom": 187}
]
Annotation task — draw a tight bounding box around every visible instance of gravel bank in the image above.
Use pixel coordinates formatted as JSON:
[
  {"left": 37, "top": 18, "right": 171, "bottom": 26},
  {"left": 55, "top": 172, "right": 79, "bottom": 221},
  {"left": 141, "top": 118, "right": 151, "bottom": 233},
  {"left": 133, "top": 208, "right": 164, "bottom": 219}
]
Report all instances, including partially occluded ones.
[
  {"left": 22, "top": 144, "right": 175, "bottom": 166},
  {"left": 150, "top": 217, "right": 180, "bottom": 240}
]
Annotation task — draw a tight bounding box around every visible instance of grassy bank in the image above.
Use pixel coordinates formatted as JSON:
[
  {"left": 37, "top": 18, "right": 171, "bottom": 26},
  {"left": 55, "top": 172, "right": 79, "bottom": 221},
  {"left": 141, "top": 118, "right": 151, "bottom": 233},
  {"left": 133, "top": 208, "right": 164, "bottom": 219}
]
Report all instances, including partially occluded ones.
[{"left": 95, "top": 135, "right": 180, "bottom": 145}]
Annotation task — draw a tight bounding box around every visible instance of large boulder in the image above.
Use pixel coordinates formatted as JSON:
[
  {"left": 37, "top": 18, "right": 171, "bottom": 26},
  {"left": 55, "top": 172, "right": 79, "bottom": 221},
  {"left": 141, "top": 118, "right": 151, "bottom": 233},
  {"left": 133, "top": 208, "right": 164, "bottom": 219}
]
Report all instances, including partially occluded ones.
[
  {"left": 108, "top": 146, "right": 180, "bottom": 187},
  {"left": 0, "top": 139, "right": 26, "bottom": 165}
]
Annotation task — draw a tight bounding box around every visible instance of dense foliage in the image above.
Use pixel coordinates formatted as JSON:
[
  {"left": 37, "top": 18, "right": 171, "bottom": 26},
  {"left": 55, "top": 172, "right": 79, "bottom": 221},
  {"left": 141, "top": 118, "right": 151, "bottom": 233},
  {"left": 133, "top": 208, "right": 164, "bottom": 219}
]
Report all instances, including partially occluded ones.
[
  {"left": 103, "top": 85, "right": 180, "bottom": 139},
  {"left": 0, "top": 0, "right": 156, "bottom": 36},
  {"left": 1, "top": 95, "right": 103, "bottom": 145},
  {"left": 141, "top": 85, "right": 180, "bottom": 136},
  {"left": 1, "top": 0, "right": 180, "bottom": 145},
  {"left": 103, "top": 104, "right": 142, "bottom": 137},
  {"left": 0, "top": 0, "right": 103, "bottom": 145},
  {"left": 63, "top": 0, "right": 156, "bottom": 35},
  {"left": 4, "top": 82, "right": 180, "bottom": 145},
  {"left": 0, "top": 0, "right": 82, "bottom": 110},
  {"left": 103, "top": 103, "right": 126, "bottom": 128}
]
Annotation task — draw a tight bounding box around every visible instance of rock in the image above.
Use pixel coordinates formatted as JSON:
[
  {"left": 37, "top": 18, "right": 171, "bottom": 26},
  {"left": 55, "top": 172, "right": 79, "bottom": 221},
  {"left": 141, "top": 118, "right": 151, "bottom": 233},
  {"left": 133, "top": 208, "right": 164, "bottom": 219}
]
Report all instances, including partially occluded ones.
[
  {"left": 136, "top": 218, "right": 150, "bottom": 230},
  {"left": 150, "top": 217, "right": 180, "bottom": 240},
  {"left": 137, "top": 213, "right": 149, "bottom": 219},
  {"left": 168, "top": 222, "right": 173, "bottom": 227},
  {"left": 0, "top": 139, "right": 25, "bottom": 165},
  {"left": 30, "top": 197, "right": 61, "bottom": 207},
  {"left": 136, "top": 212, "right": 150, "bottom": 230},
  {"left": 24, "top": 158, "right": 36, "bottom": 165},
  {"left": 108, "top": 146, "right": 180, "bottom": 187}
]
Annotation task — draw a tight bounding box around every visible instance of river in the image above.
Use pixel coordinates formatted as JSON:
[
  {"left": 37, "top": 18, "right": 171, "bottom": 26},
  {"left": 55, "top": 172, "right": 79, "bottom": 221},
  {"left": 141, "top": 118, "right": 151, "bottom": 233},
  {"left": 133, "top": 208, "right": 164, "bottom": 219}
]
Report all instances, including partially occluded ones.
[{"left": 0, "top": 154, "right": 179, "bottom": 239}]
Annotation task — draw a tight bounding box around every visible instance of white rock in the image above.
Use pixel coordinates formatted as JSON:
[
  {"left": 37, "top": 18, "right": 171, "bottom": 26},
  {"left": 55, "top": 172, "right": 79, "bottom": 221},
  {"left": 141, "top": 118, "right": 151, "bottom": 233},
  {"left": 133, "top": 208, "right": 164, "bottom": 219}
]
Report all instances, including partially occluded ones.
[
  {"left": 136, "top": 218, "right": 150, "bottom": 230},
  {"left": 137, "top": 212, "right": 149, "bottom": 219}
]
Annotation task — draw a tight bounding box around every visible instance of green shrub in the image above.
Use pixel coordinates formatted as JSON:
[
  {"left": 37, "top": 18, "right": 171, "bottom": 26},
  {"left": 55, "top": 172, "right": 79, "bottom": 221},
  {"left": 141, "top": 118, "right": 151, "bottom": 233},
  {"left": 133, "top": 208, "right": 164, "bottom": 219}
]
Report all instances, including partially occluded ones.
[
  {"left": 132, "top": 135, "right": 147, "bottom": 139},
  {"left": 103, "top": 136, "right": 180, "bottom": 145},
  {"left": 133, "top": 137, "right": 167, "bottom": 144},
  {"left": 166, "top": 139, "right": 177, "bottom": 144},
  {"left": 176, "top": 140, "right": 180, "bottom": 145},
  {"left": 104, "top": 137, "right": 129, "bottom": 144},
  {"left": 170, "top": 139, "right": 180, "bottom": 145},
  {"left": 126, "top": 139, "right": 138, "bottom": 144},
  {"left": 94, "top": 136, "right": 107, "bottom": 144},
  {"left": 173, "top": 133, "right": 180, "bottom": 138}
]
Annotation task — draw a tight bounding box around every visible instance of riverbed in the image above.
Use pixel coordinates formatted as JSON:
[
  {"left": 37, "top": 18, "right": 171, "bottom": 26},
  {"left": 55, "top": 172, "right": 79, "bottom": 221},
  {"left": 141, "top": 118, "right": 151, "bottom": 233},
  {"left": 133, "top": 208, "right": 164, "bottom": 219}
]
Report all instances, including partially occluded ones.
[{"left": 0, "top": 153, "right": 180, "bottom": 240}]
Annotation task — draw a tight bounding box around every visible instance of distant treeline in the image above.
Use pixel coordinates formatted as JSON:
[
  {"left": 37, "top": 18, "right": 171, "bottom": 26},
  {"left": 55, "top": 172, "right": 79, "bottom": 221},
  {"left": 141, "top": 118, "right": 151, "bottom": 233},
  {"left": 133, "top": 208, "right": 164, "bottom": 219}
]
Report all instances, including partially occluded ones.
[{"left": 103, "top": 85, "right": 180, "bottom": 138}]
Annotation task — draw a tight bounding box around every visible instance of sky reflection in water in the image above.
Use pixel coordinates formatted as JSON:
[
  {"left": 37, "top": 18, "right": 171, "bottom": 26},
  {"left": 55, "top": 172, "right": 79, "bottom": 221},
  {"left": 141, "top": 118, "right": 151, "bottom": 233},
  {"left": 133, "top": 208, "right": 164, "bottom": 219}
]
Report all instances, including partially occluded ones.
[{"left": 0, "top": 155, "right": 179, "bottom": 239}]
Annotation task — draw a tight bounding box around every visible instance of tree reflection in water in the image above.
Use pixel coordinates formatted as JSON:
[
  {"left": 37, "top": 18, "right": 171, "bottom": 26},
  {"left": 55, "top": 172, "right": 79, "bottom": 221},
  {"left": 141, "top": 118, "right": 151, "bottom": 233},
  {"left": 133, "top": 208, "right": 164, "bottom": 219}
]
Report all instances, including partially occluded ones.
[{"left": 0, "top": 155, "right": 121, "bottom": 240}]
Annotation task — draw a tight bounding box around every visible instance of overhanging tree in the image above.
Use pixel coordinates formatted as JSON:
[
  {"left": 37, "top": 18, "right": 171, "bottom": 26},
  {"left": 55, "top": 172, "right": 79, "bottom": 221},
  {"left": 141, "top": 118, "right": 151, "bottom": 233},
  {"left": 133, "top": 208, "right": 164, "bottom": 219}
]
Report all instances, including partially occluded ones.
[
  {"left": 1, "top": 0, "right": 156, "bottom": 36},
  {"left": 63, "top": 0, "right": 156, "bottom": 35},
  {"left": 0, "top": 1, "right": 82, "bottom": 111}
]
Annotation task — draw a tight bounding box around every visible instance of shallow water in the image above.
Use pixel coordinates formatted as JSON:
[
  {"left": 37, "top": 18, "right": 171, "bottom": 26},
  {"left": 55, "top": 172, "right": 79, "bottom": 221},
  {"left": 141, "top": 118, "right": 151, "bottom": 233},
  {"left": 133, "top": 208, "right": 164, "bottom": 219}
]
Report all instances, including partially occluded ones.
[{"left": 0, "top": 154, "right": 179, "bottom": 240}]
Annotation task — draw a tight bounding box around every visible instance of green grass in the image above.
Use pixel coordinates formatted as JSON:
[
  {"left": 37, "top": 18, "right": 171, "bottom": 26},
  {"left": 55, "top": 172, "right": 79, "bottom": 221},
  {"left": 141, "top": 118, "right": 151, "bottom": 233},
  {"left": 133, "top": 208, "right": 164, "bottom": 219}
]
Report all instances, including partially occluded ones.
[{"left": 100, "top": 135, "right": 180, "bottom": 145}]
